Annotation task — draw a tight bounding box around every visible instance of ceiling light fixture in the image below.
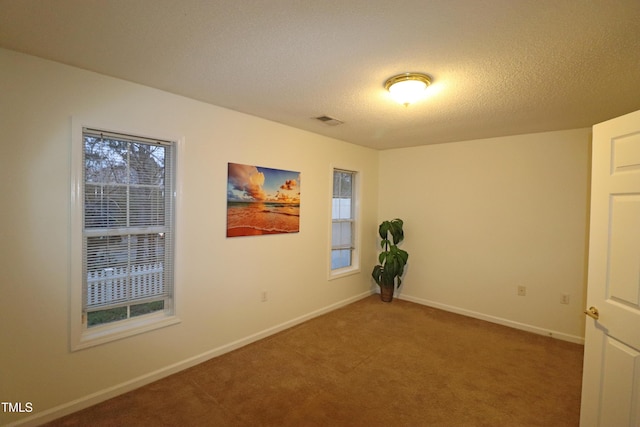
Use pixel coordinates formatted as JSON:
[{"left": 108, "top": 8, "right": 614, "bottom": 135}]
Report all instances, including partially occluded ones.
[{"left": 384, "top": 72, "right": 432, "bottom": 106}]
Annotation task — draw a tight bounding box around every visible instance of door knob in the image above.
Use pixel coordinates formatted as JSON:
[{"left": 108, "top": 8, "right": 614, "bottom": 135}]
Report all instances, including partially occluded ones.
[{"left": 584, "top": 306, "right": 599, "bottom": 320}]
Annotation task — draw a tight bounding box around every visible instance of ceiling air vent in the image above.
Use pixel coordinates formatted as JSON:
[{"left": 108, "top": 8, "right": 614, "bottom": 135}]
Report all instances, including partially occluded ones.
[{"left": 314, "top": 115, "right": 344, "bottom": 126}]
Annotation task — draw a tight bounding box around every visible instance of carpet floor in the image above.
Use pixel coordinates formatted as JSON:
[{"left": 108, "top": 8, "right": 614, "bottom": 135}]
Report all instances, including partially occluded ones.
[{"left": 46, "top": 295, "right": 584, "bottom": 426}]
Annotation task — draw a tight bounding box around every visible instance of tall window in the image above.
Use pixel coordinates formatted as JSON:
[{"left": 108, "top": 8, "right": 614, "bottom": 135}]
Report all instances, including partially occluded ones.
[
  {"left": 81, "top": 128, "right": 176, "bottom": 330},
  {"left": 332, "top": 169, "right": 355, "bottom": 270}
]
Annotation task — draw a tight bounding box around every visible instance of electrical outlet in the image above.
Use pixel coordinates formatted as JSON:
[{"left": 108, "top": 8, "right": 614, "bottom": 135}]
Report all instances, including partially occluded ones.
[
  {"left": 561, "top": 293, "right": 570, "bottom": 304},
  {"left": 517, "top": 285, "right": 527, "bottom": 296}
]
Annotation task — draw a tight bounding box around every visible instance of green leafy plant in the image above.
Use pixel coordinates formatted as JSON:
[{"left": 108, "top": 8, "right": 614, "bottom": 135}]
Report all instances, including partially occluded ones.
[{"left": 371, "top": 218, "right": 409, "bottom": 291}]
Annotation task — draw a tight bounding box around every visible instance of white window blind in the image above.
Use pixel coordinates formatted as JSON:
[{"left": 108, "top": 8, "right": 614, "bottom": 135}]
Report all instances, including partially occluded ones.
[
  {"left": 331, "top": 169, "right": 355, "bottom": 270},
  {"left": 82, "top": 128, "right": 175, "bottom": 327}
]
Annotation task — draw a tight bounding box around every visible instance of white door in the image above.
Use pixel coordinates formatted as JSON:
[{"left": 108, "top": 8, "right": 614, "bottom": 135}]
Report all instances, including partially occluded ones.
[{"left": 581, "top": 109, "right": 640, "bottom": 427}]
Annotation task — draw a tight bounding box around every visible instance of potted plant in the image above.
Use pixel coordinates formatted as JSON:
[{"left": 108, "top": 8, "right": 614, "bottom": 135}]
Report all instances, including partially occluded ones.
[{"left": 371, "top": 218, "right": 409, "bottom": 302}]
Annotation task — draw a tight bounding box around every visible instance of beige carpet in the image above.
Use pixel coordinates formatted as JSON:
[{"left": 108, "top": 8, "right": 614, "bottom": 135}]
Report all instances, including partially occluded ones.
[{"left": 47, "top": 296, "right": 584, "bottom": 426}]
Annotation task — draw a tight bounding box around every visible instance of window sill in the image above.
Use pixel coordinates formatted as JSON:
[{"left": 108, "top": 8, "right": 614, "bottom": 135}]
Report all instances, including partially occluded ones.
[
  {"left": 71, "top": 314, "right": 181, "bottom": 351},
  {"left": 328, "top": 265, "right": 361, "bottom": 281}
]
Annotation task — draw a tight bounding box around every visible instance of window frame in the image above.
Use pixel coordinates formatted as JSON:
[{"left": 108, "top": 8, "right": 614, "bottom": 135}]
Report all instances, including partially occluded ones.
[
  {"left": 329, "top": 166, "right": 361, "bottom": 279},
  {"left": 70, "top": 121, "right": 181, "bottom": 351}
]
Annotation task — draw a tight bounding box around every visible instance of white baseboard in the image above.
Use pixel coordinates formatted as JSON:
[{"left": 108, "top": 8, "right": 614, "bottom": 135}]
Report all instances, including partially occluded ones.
[
  {"left": 397, "top": 293, "right": 585, "bottom": 345},
  {"left": 9, "top": 291, "right": 372, "bottom": 427}
]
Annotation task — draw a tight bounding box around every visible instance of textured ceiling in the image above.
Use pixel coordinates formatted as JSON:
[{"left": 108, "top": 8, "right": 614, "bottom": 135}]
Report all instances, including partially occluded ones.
[{"left": 1, "top": 0, "right": 639, "bottom": 150}]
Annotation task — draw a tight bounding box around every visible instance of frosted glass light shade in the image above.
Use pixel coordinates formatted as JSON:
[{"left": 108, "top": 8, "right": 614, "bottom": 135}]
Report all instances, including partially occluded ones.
[{"left": 385, "top": 73, "right": 432, "bottom": 106}]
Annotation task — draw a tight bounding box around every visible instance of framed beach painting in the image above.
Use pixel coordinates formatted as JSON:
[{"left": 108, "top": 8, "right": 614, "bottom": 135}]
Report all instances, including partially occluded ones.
[{"left": 227, "top": 162, "right": 301, "bottom": 237}]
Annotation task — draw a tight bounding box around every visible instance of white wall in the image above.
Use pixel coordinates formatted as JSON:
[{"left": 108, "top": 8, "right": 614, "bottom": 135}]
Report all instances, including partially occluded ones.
[
  {"left": 378, "top": 130, "right": 591, "bottom": 342},
  {"left": 0, "top": 49, "right": 379, "bottom": 425}
]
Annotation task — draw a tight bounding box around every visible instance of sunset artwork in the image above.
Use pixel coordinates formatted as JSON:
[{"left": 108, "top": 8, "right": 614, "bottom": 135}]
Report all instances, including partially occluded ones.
[{"left": 227, "top": 163, "right": 301, "bottom": 237}]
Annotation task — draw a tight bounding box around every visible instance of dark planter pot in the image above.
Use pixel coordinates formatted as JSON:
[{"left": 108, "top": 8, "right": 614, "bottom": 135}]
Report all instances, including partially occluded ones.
[{"left": 380, "top": 285, "right": 394, "bottom": 302}]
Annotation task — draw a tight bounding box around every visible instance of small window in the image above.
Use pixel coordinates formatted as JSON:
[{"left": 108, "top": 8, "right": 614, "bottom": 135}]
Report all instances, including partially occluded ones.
[
  {"left": 72, "top": 126, "right": 179, "bottom": 349},
  {"left": 331, "top": 169, "right": 356, "bottom": 270}
]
